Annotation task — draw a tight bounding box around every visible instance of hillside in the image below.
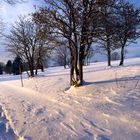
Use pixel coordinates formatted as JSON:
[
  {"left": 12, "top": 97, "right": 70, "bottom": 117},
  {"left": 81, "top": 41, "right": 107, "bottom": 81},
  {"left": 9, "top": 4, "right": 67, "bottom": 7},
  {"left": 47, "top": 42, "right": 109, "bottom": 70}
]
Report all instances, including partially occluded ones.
[{"left": 0, "top": 58, "right": 140, "bottom": 140}]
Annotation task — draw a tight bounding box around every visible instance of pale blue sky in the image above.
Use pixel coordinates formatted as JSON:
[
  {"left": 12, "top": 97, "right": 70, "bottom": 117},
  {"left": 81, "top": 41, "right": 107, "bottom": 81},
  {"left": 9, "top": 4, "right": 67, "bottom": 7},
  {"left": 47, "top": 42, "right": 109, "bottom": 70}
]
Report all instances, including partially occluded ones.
[
  {"left": 130, "top": 0, "right": 140, "bottom": 5},
  {"left": 0, "top": 0, "right": 140, "bottom": 62},
  {"left": 0, "top": 0, "right": 42, "bottom": 62}
]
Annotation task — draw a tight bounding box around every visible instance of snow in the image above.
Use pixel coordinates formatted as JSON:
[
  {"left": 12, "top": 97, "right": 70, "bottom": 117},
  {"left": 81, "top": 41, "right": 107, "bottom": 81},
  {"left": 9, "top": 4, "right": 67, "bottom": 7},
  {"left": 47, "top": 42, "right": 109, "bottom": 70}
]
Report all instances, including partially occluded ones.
[{"left": 0, "top": 57, "right": 140, "bottom": 140}]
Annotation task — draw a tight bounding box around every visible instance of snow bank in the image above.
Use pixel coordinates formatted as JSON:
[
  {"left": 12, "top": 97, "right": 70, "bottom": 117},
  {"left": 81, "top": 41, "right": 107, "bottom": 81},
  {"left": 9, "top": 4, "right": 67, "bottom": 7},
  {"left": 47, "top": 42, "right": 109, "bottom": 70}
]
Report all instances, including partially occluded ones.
[{"left": 0, "top": 57, "right": 140, "bottom": 140}]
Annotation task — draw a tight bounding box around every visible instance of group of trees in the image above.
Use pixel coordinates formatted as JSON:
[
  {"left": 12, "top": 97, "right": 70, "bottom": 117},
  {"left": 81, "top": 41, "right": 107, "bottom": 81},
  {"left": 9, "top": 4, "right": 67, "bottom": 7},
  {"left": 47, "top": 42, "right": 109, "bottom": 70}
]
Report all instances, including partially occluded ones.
[
  {"left": 0, "top": 56, "right": 22, "bottom": 75},
  {"left": 0, "top": 55, "right": 45, "bottom": 75},
  {"left": 93, "top": 0, "right": 140, "bottom": 66},
  {"left": 31, "top": 0, "right": 140, "bottom": 86},
  {"left": 2, "top": 0, "right": 140, "bottom": 87},
  {"left": 5, "top": 17, "right": 52, "bottom": 77}
]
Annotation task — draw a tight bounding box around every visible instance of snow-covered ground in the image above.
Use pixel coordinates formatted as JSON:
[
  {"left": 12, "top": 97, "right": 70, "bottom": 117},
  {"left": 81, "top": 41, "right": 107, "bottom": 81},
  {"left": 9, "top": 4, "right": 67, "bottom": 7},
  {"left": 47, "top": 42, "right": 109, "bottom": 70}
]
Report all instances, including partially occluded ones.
[{"left": 0, "top": 57, "right": 140, "bottom": 140}]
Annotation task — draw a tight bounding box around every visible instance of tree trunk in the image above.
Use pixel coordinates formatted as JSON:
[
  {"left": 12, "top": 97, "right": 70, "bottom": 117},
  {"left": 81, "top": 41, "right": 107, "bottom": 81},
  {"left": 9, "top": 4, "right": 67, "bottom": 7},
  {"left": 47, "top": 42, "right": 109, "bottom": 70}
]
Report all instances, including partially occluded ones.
[
  {"left": 107, "top": 48, "right": 111, "bottom": 66},
  {"left": 35, "top": 68, "right": 38, "bottom": 75},
  {"left": 78, "top": 59, "right": 83, "bottom": 85},
  {"left": 78, "top": 45, "right": 85, "bottom": 86},
  {"left": 30, "top": 68, "right": 34, "bottom": 77},
  {"left": 106, "top": 39, "right": 111, "bottom": 66},
  {"left": 70, "top": 48, "right": 79, "bottom": 86},
  {"left": 64, "top": 54, "right": 67, "bottom": 69},
  {"left": 74, "top": 49, "right": 79, "bottom": 82},
  {"left": 70, "top": 56, "right": 75, "bottom": 86},
  {"left": 29, "top": 60, "right": 34, "bottom": 77},
  {"left": 41, "top": 64, "right": 44, "bottom": 72},
  {"left": 119, "top": 45, "right": 125, "bottom": 66},
  {"left": 26, "top": 70, "right": 30, "bottom": 77},
  {"left": 35, "top": 57, "right": 40, "bottom": 75}
]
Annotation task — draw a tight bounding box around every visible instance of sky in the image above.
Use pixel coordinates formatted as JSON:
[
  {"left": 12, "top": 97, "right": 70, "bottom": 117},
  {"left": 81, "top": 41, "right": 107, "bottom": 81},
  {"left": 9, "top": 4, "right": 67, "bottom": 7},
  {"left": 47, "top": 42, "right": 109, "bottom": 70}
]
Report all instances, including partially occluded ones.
[
  {"left": 0, "top": 0, "right": 43, "bottom": 62},
  {"left": 0, "top": 0, "right": 140, "bottom": 63},
  {"left": 130, "top": 0, "right": 140, "bottom": 6}
]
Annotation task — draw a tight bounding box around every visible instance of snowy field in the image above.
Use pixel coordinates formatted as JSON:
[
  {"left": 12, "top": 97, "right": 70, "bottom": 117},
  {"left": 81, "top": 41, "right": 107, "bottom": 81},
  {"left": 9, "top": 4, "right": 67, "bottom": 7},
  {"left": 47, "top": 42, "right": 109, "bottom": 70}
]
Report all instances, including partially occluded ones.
[{"left": 0, "top": 58, "right": 140, "bottom": 140}]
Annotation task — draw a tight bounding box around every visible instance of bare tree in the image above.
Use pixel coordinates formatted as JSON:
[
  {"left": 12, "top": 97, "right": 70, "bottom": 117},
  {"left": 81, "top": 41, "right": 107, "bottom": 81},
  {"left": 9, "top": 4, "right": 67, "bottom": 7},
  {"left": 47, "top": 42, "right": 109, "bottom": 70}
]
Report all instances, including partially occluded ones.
[
  {"left": 84, "top": 47, "right": 96, "bottom": 66},
  {"left": 5, "top": 16, "right": 52, "bottom": 77},
  {"left": 32, "top": 0, "right": 140, "bottom": 86},
  {"left": 95, "top": 0, "right": 119, "bottom": 66},
  {"left": 116, "top": 0, "right": 140, "bottom": 66},
  {"left": 53, "top": 45, "right": 70, "bottom": 68},
  {"left": 33, "top": 0, "right": 98, "bottom": 86}
]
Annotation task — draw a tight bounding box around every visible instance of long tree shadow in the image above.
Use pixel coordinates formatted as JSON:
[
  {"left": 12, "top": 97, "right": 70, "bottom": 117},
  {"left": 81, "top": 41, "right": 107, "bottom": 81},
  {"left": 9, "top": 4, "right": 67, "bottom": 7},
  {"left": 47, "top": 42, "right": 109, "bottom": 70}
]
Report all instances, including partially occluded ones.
[
  {"left": 83, "top": 75, "right": 140, "bottom": 85},
  {"left": 0, "top": 75, "right": 28, "bottom": 82}
]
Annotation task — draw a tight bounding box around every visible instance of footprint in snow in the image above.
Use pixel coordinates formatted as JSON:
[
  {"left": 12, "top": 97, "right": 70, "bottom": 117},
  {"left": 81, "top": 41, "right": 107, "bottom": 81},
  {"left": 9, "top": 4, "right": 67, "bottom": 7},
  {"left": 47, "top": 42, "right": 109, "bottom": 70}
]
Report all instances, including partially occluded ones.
[
  {"left": 96, "top": 135, "right": 110, "bottom": 140},
  {"left": 24, "top": 136, "right": 32, "bottom": 140},
  {"left": 34, "top": 107, "right": 45, "bottom": 116}
]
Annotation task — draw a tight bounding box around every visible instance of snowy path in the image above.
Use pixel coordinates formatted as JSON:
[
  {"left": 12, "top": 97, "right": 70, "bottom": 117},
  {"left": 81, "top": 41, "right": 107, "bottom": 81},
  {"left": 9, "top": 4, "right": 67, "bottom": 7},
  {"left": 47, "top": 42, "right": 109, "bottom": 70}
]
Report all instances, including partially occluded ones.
[
  {"left": 0, "top": 58, "right": 140, "bottom": 140},
  {"left": 0, "top": 83, "right": 112, "bottom": 140},
  {"left": 0, "top": 105, "right": 18, "bottom": 140}
]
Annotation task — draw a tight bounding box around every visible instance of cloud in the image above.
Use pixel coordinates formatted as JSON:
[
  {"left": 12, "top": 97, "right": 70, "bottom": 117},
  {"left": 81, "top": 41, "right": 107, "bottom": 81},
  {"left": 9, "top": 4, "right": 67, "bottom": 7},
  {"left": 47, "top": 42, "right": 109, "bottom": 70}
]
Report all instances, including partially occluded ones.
[{"left": 0, "top": 0, "right": 36, "bottom": 25}]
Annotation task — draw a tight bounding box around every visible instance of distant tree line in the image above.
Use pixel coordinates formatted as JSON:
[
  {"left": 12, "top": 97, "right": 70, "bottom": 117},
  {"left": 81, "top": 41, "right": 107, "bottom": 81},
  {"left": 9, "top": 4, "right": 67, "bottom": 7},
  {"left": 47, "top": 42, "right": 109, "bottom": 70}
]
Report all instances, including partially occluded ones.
[
  {"left": 0, "top": 55, "right": 45, "bottom": 75},
  {"left": 3, "top": 0, "right": 140, "bottom": 87},
  {"left": 0, "top": 56, "right": 22, "bottom": 75}
]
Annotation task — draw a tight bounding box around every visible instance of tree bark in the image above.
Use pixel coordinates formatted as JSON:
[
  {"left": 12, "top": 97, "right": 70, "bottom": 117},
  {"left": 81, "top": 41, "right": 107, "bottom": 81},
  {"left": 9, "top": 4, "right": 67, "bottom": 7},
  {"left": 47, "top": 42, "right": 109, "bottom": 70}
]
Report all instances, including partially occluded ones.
[
  {"left": 35, "top": 68, "right": 38, "bottom": 75},
  {"left": 70, "top": 56, "right": 75, "bottom": 86},
  {"left": 119, "top": 45, "right": 125, "bottom": 66},
  {"left": 69, "top": 47, "right": 80, "bottom": 86},
  {"left": 35, "top": 58, "right": 40, "bottom": 75},
  {"left": 79, "top": 48, "right": 84, "bottom": 86},
  {"left": 107, "top": 39, "right": 111, "bottom": 66},
  {"left": 28, "top": 60, "right": 34, "bottom": 77},
  {"left": 64, "top": 53, "right": 67, "bottom": 69},
  {"left": 107, "top": 48, "right": 111, "bottom": 66},
  {"left": 30, "top": 67, "right": 34, "bottom": 77}
]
